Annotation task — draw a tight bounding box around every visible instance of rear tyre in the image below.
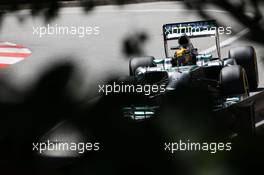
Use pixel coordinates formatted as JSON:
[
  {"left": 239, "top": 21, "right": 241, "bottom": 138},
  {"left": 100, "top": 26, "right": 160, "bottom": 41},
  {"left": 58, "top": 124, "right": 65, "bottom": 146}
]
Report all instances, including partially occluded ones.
[
  {"left": 220, "top": 65, "right": 249, "bottom": 97},
  {"left": 229, "top": 46, "right": 258, "bottom": 90},
  {"left": 129, "top": 56, "right": 155, "bottom": 76}
]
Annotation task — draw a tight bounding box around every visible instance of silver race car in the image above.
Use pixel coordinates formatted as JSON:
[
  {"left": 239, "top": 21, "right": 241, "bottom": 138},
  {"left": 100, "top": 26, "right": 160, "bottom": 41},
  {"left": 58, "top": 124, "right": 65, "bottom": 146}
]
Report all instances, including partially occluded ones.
[{"left": 125, "top": 20, "right": 258, "bottom": 120}]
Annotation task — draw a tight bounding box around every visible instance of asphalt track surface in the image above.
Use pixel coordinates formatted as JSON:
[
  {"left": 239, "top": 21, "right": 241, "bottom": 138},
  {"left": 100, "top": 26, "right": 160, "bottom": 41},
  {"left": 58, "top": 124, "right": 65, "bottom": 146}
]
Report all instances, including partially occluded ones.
[
  {"left": 0, "top": 1, "right": 263, "bottom": 97},
  {"left": 0, "top": 1, "right": 264, "bottom": 128}
]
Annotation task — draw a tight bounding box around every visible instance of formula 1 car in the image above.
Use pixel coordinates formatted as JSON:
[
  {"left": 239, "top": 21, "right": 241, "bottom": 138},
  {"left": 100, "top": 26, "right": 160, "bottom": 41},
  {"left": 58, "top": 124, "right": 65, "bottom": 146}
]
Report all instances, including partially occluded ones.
[{"left": 125, "top": 20, "right": 259, "bottom": 120}]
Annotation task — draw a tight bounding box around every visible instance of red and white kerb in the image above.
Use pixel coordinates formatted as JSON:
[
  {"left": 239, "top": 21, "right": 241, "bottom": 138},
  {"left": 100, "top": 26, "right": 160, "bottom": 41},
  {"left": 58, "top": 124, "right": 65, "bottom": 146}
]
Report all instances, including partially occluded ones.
[{"left": 0, "top": 42, "right": 31, "bottom": 68}]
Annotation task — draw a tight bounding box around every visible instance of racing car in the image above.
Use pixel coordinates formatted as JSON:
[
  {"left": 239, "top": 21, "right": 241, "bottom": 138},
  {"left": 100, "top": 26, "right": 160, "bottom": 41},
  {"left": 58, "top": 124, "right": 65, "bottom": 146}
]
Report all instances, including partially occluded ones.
[{"left": 125, "top": 20, "right": 259, "bottom": 120}]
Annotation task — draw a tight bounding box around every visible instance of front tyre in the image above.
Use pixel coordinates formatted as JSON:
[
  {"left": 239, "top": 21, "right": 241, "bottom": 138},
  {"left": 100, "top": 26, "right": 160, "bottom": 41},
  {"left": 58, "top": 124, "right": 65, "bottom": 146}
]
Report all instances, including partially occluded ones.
[{"left": 220, "top": 65, "right": 249, "bottom": 98}]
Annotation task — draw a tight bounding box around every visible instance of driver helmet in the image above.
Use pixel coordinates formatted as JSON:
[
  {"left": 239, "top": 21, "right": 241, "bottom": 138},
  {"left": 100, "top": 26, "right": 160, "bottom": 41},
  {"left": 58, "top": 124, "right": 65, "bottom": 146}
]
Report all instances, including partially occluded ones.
[{"left": 178, "top": 34, "right": 190, "bottom": 48}]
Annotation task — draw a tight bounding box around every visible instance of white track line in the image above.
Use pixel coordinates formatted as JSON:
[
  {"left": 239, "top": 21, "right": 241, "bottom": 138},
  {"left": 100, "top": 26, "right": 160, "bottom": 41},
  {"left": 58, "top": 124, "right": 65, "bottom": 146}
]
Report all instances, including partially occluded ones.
[
  {"left": 94, "top": 9, "right": 229, "bottom": 13},
  {"left": 256, "top": 120, "right": 264, "bottom": 128},
  {"left": 0, "top": 42, "right": 17, "bottom": 46},
  {"left": 0, "top": 48, "right": 31, "bottom": 54},
  {"left": 14, "top": 8, "right": 230, "bottom": 15},
  {"left": 0, "top": 57, "right": 24, "bottom": 64},
  {"left": 201, "top": 28, "right": 250, "bottom": 54}
]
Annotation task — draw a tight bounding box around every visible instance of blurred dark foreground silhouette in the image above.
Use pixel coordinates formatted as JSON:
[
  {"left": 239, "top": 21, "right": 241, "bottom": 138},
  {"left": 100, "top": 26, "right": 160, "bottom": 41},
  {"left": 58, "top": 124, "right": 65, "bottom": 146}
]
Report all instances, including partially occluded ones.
[{"left": 0, "top": 62, "right": 264, "bottom": 175}]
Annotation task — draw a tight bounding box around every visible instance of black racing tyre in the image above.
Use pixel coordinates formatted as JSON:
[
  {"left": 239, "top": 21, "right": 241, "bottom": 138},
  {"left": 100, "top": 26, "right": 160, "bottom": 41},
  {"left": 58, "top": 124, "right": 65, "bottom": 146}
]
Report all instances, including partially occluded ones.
[
  {"left": 229, "top": 46, "right": 258, "bottom": 90},
  {"left": 220, "top": 65, "right": 249, "bottom": 97},
  {"left": 129, "top": 56, "right": 155, "bottom": 76}
]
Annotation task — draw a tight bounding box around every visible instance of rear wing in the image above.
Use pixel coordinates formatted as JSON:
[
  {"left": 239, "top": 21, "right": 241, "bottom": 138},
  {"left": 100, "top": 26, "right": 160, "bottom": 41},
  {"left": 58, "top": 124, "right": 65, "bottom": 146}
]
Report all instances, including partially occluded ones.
[{"left": 162, "top": 20, "right": 221, "bottom": 58}]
